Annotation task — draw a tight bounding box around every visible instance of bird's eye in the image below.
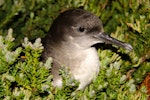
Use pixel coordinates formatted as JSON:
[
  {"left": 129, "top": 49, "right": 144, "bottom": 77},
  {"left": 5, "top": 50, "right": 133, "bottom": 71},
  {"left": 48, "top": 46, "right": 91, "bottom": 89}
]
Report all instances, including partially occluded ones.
[{"left": 78, "top": 27, "right": 85, "bottom": 32}]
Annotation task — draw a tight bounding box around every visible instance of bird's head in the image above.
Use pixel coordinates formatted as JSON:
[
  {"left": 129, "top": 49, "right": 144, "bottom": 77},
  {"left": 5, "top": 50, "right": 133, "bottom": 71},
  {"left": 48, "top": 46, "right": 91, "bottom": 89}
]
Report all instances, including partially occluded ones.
[{"left": 49, "top": 9, "right": 133, "bottom": 51}]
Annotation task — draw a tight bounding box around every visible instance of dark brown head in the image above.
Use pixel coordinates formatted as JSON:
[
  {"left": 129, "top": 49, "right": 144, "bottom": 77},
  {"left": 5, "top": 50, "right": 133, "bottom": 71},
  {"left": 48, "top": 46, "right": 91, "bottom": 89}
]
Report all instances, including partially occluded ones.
[{"left": 43, "top": 8, "right": 132, "bottom": 51}]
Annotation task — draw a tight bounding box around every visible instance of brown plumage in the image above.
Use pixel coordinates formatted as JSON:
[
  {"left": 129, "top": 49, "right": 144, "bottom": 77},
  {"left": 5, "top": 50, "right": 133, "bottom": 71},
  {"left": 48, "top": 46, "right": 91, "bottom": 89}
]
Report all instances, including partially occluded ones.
[{"left": 42, "top": 9, "right": 133, "bottom": 90}]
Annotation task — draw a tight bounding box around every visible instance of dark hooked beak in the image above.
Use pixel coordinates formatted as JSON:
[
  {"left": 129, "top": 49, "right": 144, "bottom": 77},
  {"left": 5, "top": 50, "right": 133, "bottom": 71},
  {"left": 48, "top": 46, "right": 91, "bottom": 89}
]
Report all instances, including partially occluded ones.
[{"left": 96, "top": 32, "right": 133, "bottom": 51}]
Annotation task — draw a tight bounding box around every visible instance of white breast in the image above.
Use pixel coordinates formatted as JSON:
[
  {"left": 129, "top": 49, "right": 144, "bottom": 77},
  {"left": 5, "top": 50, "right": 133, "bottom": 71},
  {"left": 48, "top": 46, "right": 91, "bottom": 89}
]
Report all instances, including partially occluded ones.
[
  {"left": 52, "top": 46, "right": 100, "bottom": 90},
  {"left": 72, "top": 48, "right": 100, "bottom": 90}
]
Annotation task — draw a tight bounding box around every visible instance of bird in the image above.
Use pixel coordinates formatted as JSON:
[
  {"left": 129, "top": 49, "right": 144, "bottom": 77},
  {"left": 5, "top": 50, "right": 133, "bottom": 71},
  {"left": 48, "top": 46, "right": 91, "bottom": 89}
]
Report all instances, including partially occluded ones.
[{"left": 42, "top": 8, "right": 133, "bottom": 90}]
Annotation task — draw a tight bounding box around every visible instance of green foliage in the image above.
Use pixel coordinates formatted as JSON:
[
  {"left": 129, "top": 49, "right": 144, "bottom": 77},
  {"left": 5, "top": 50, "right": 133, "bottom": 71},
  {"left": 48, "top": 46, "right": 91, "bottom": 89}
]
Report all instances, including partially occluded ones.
[
  {"left": 0, "top": 0, "right": 150, "bottom": 99},
  {"left": 0, "top": 29, "right": 53, "bottom": 99}
]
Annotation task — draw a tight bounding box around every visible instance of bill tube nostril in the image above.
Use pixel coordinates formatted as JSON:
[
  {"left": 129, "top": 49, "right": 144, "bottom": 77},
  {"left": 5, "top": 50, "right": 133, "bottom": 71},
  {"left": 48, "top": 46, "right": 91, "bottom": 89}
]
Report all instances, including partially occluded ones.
[{"left": 96, "top": 32, "right": 133, "bottom": 51}]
